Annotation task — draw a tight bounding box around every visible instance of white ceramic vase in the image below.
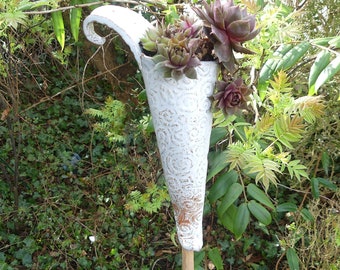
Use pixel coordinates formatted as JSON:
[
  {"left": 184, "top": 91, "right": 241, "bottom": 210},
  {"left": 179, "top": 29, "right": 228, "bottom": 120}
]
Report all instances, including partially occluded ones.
[{"left": 83, "top": 5, "right": 218, "bottom": 251}]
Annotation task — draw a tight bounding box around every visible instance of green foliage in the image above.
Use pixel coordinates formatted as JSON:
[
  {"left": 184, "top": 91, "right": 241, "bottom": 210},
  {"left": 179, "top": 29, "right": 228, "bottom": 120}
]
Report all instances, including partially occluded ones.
[
  {"left": 51, "top": 10, "right": 65, "bottom": 50},
  {"left": 258, "top": 37, "right": 340, "bottom": 100},
  {"left": 86, "top": 97, "right": 127, "bottom": 144},
  {"left": 125, "top": 182, "right": 170, "bottom": 214},
  {"left": 0, "top": 1, "right": 338, "bottom": 269}
]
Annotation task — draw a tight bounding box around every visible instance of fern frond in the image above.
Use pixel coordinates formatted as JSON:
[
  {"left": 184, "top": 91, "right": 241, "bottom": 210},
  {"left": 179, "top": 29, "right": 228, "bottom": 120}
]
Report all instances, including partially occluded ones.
[
  {"left": 86, "top": 97, "right": 127, "bottom": 144},
  {"left": 292, "top": 96, "right": 325, "bottom": 123},
  {"left": 255, "top": 113, "right": 275, "bottom": 134},
  {"left": 226, "top": 142, "right": 256, "bottom": 170},
  {"left": 269, "top": 70, "right": 293, "bottom": 93},
  {"left": 86, "top": 108, "right": 106, "bottom": 118},
  {"left": 244, "top": 156, "right": 280, "bottom": 191},
  {"left": 286, "top": 159, "right": 309, "bottom": 181},
  {"left": 273, "top": 115, "right": 305, "bottom": 149}
]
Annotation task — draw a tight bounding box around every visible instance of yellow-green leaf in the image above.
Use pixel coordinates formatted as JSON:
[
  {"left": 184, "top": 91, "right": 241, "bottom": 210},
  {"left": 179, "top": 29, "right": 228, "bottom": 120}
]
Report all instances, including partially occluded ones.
[
  {"left": 51, "top": 10, "right": 65, "bottom": 50},
  {"left": 314, "top": 55, "right": 340, "bottom": 92},
  {"left": 275, "top": 42, "right": 310, "bottom": 72},
  {"left": 70, "top": 0, "right": 82, "bottom": 42},
  {"left": 308, "top": 50, "right": 331, "bottom": 95}
]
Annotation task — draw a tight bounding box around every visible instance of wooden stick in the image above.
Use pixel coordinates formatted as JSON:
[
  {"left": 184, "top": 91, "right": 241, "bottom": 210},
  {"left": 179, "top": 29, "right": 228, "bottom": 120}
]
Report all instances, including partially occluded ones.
[{"left": 182, "top": 248, "right": 194, "bottom": 270}]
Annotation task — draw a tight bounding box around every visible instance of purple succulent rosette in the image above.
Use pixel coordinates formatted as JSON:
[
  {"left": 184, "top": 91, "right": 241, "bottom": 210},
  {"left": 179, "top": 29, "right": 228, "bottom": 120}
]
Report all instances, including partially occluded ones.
[
  {"left": 214, "top": 78, "right": 252, "bottom": 115},
  {"left": 192, "top": 0, "right": 260, "bottom": 72}
]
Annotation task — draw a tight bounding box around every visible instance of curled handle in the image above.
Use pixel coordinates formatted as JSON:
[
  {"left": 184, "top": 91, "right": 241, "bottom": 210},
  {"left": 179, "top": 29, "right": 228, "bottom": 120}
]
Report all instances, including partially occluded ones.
[{"left": 83, "top": 5, "right": 153, "bottom": 70}]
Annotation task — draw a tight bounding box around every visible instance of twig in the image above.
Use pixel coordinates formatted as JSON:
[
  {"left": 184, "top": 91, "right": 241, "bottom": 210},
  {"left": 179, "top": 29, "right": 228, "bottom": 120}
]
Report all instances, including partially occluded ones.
[
  {"left": 22, "top": 62, "right": 130, "bottom": 112},
  {"left": 23, "top": 0, "right": 166, "bottom": 15}
]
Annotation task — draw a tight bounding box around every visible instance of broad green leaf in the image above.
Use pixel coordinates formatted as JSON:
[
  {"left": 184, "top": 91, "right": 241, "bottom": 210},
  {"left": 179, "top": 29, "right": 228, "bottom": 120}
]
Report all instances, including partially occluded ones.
[
  {"left": 194, "top": 251, "right": 205, "bottom": 269},
  {"left": 286, "top": 247, "right": 300, "bottom": 270},
  {"left": 234, "top": 203, "right": 250, "bottom": 239},
  {"left": 329, "top": 36, "right": 340, "bottom": 48},
  {"left": 70, "top": 0, "right": 82, "bottom": 42},
  {"left": 314, "top": 55, "right": 340, "bottom": 92},
  {"left": 248, "top": 200, "right": 272, "bottom": 225},
  {"left": 220, "top": 204, "right": 237, "bottom": 232},
  {"left": 258, "top": 44, "right": 294, "bottom": 99},
  {"left": 300, "top": 208, "right": 314, "bottom": 222},
  {"left": 246, "top": 183, "right": 275, "bottom": 210},
  {"left": 275, "top": 42, "right": 310, "bottom": 72},
  {"left": 308, "top": 50, "right": 331, "bottom": 95},
  {"left": 311, "top": 36, "right": 335, "bottom": 46},
  {"left": 17, "top": 0, "right": 52, "bottom": 11},
  {"left": 207, "top": 150, "right": 228, "bottom": 180},
  {"left": 317, "top": 177, "right": 337, "bottom": 190},
  {"left": 208, "top": 170, "right": 238, "bottom": 203},
  {"left": 208, "top": 248, "right": 223, "bottom": 270},
  {"left": 217, "top": 182, "right": 242, "bottom": 217},
  {"left": 51, "top": 11, "right": 65, "bottom": 50},
  {"left": 321, "top": 151, "right": 330, "bottom": 176},
  {"left": 276, "top": 202, "right": 297, "bottom": 212},
  {"left": 310, "top": 177, "right": 319, "bottom": 198},
  {"left": 210, "top": 127, "right": 228, "bottom": 146}
]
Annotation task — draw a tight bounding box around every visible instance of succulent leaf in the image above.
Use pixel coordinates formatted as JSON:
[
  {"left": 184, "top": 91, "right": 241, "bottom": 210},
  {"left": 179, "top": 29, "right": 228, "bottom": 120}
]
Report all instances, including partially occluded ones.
[{"left": 193, "top": 0, "right": 259, "bottom": 73}]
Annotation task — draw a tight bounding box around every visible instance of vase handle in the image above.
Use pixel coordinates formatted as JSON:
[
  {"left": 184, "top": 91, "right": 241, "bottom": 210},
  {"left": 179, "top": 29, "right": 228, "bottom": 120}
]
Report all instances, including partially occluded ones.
[{"left": 83, "top": 5, "right": 153, "bottom": 70}]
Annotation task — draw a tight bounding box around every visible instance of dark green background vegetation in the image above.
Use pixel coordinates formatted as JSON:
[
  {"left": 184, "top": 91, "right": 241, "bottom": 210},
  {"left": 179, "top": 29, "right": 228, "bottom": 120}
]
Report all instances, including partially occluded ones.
[{"left": 0, "top": 0, "right": 339, "bottom": 269}]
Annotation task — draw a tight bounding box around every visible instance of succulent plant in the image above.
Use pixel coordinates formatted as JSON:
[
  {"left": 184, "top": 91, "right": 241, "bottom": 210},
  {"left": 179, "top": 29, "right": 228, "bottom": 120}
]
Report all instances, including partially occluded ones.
[
  {"left": 214, "top": 78, "right": 251, "bottom": 114},
  {"left": 140, "top": 16, "right": 203, "bottom": 79},
  {"left": 139, "top": 0, "right": 259, "bottom": 111},
  {"left": 192, "top": 0, "right": 260, "bottom": 73}
]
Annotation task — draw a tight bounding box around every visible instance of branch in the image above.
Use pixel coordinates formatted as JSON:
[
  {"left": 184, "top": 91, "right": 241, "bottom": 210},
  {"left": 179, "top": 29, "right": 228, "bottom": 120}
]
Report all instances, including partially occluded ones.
[{"left": 22, "top": 0, "right": 166, "bottom": 15}]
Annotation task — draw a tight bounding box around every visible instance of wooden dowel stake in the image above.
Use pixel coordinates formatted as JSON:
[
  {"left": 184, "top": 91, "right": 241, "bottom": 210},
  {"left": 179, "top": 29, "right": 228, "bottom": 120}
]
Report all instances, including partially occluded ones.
[{"left": 182, "top": 248, "right": 194, "bottom": 270}]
